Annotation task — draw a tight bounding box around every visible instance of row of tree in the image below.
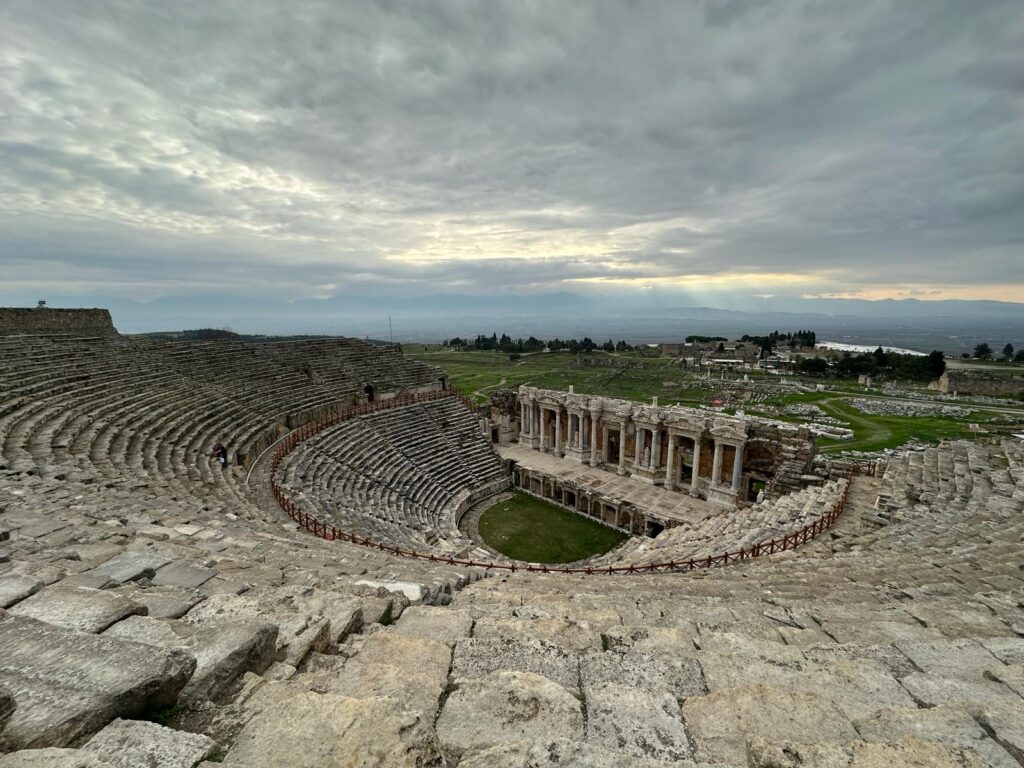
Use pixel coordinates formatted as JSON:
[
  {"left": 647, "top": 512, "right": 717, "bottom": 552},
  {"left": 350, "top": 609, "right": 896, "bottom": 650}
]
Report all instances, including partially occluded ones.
[
  {"left": 442, "top": 334, "right": 636, "bottom": 354},
  {"left": 798, "top": 348, "right": 946, "bottom": 382},
  {"left": 971, "top": 343, "right": 1023, "bottom": 362},
  {"left": 740, "top": 330, "right": 816, "bottom": 351}
]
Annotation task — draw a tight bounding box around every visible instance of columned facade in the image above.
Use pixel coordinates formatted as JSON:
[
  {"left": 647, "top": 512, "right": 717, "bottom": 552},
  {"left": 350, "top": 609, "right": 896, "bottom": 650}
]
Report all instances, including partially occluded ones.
[{"left": 515, "top": 386, "right": 751, "bottom": 505}]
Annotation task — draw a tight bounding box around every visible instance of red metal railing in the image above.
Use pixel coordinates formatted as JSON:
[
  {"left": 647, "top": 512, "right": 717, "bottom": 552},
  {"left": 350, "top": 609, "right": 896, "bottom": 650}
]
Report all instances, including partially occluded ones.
[{"left": 269, "top": 390, "right": 868, "bottom": 575}]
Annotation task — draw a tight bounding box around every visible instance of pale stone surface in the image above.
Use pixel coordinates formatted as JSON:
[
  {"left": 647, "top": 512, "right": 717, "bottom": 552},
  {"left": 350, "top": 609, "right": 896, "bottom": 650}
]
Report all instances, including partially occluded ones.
[
  {"left": 152, "top": 561, "right": 217, "bottom": 589},
  {"left": 436, "top": 670, "right": 584, "bottom": 763},
  {"left": 682, "top": 684, "right": 857, "bottom": 765},
  {"left": 899, "top": 672, "right": 1023, "bottom": 711},
  {"left": 802, "top": 642, "right": 918, "bottom": 679},
  {"left": 855, "top": 705, "right": 1019, "bottom": 768},
  {"left": 90, "top": 552, "right": 171, "bottom": 584},
  {"left": 180, "top": 621, "right": 278, "bottom": 702},
  {"left": 353, "top": 579, "right": 425, "bottom": 604},
  {"left": 585, "top": 682, "right": 692, "bottom": 762},
  {"left": 979, "top": 637, "right": 1024, "bottom": 665},
  {"left": 390, "top": 605, "right": 472, "bottom": 647},
  {"left": 112, "top": 586, "right": 204, "bottom": 619},
  {"left": 581, "top": 650, "right": 706, "bottom": 700},
  {"left": 0, "top": 576, "right": 44, "bottom": 609},
  {"left": 1, "top": 684, "right": 15, "bottom": 735},
  {"left": 453, "top": 636, "right": 580, "bottom": 692},
  {"left": 895, "top": 638, "right": 1003, "bottom": 680},
  {"left": 978, "top": 704, "right": 1024, "bottom": 765},
  {"left": 601, "top": 626, "right": 698, "bottom": 656},
  {"left": 0, "top": 614, "right": 195, "bottom": 750},
  {"left": 747, "top": 736, "right": 991, "bottom": 768},
  {"left": 986, "top": 664, "right": 1024, "bottom": 698},
  {"left": 474, "top": 616, "right": 601, "bottom": 652},
  {"left": 0, "top": 748, "right": 115, "bottom": 767},
  {"left": 458, "top": 738, "right": 701, "bottom": 767},
  {"left": 7, "top": 586, "right": 145, "bottom": 634},
  {"left": 82, "top": 719, "right": 215, "bottom": 768},
  {"left": 103, "top": 615, "right": 192, "bottom": 649},
  {"left": 352, "top": 632, "right": 451, "bottom": 683},
  {"left": 220, "top": 690, "right": 439, "bottom": 767}
]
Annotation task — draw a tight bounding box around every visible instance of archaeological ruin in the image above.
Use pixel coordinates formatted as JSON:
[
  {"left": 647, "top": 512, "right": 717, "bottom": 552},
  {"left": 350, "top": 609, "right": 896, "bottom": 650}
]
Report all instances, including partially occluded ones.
[{"left": 0, "top": 308, "right": 1022, "bottom": 766}]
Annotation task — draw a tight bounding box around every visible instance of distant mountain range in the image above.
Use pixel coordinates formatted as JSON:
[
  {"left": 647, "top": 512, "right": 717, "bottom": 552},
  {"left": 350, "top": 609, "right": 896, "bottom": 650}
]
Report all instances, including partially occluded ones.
[{"left": 4, "top": 292, "right": 1022, "bottom": 354}]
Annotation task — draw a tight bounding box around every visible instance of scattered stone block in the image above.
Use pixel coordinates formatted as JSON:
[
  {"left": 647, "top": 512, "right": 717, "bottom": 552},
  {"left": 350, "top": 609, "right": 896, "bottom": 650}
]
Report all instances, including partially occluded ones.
[
  {"left": 111, "top": 586, "right": 203, "bottom": 620},
  {"left": 220, "top": 689, "right": 439, "bottom": 767},
  {"left": 581, "top": 650, "right": 706, "bottom": 700},
  {"left": 82, "top": 719, "right": 215, "bottom": 768},
  {"left": 436, "top": 670, "right": 584, "bottom": 763},
  {"left": 151, "top": 561, "right": 217, "bottom": 590},
  {"left": 0, "top": 576, "right": 43, "bottom": 609},
  {"left": 353, "top": 578, "right": 425, "bottom": 604},
  {"left": 0, "top": 613, "right": 195, "bottom": 750},
  {"left": 585, "top": 681, "right": 692, "bottom": 762},
  {"left": 390, "top": 605, "right": 472, "bottom": 647},
  {"left": 682, "top": 683, "right": 857, "bottom": 765},
  {"left": 899, "top": 672, "right": 1023, "bottom": 711},
  {"left": 8, "top": 585, "right": 145, "bottom": 634},
  {"left": 90, "top": 552, "right": 170, "bottom": 585},
  {"left": 452, "top": 637, "right": 580, "bottom": 692}
]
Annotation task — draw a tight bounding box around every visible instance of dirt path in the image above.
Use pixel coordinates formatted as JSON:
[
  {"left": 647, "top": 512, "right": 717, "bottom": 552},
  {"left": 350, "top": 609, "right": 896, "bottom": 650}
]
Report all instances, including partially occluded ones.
[{"left": 472, "top": 377, "right": 507, "bottom": 399}]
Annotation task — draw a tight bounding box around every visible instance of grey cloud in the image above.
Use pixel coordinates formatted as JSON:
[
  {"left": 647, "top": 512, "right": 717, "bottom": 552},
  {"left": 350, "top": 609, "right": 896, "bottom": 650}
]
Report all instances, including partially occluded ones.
[{"left": 0, "top": 0, "right": 1022, "bottom": 306}]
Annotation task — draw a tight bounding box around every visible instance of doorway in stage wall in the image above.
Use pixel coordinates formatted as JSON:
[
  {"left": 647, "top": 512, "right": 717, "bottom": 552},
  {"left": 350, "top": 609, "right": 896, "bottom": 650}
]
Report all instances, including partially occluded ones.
[
  {"left": 607, "top": 430, "right": 621, "bottom": 464},
  {"left": 364, "top": 384, "right": 376, "bottom": 402}
]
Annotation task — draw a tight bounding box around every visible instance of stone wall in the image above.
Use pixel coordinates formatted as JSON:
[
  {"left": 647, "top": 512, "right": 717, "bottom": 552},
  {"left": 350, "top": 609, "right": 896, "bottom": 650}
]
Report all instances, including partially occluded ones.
[
  {"left": 0, "top": 308, "right": 117, "bottom": 336},
  {"left": 935, "top": 371, "right": 1023, "bottom": 399}
]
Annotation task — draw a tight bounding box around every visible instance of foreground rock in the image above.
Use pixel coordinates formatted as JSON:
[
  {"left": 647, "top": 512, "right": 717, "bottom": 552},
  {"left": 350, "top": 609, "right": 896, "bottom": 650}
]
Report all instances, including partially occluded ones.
[
  {"left": 0, "top": 748, "right": 115, "bottom": 767},
  {"left": 82, "top": 718, "right": 216, "bottom": 768},
  {"left": 7, "top": 586, "right": 145, "bottom": 634},
  {"left": 747, "top": 736, "right": 990, "bottom": 767},
  {"left": 458, "top": 738, "right": 698, "bottom": 767},
  {"left": 0, "top": 614, "right": 195, "bottom": 750},
  {"left": 435, "top": 670, "right": 584, "bottom": 763}
]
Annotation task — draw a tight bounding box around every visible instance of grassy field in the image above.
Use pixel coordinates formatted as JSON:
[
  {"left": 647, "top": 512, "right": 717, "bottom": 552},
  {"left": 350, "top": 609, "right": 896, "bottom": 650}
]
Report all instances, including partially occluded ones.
[
  {"left": 478, "top": 491, "right": 627, "bottom": 563},
  {"left": 407, "top": 348, "right": 1021, "bottom": 454}
]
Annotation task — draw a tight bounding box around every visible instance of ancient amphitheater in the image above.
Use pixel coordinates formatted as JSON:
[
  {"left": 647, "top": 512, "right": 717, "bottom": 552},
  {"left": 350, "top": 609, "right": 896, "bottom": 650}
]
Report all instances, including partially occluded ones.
[{"left": 0, "top": 309, "right": 1022, "bottom": 767}]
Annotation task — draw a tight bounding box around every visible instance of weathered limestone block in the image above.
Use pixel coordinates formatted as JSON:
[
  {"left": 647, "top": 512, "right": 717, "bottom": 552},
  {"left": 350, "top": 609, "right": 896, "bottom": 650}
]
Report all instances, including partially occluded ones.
[
  {"left": 452, "top": 637, "right": 580, "bottom": 692},
  {"left": 390, "top": 605, "right": 473, "bottom": 648},
  {"left": 101, "top": 615, "right": 277, "bottom": 703},
  {"left": 436, "top": 670, "right": 584, "bottom": 763},
  {"left": 0, "top": 684, "right": 15, "bottom": 735},
  {"left": 979, "top": 637, "right": 1024, "bottom": 666},
  {"left": 895, "top": 638, "right": 1003, "bottom": 680},
  {"left": 585, "top": 682, "right": 692, "bottom": 762},
  {"left": 899, "top": 672, "right": 1022, "bottom": 711},
  {"left": 82, "top": 719, "right": 216, "bottom": 768},
  {"left": 855, "top": 705, "right": 1019, "bottom": 768},
  {"left": 0, "top": 748, "right": 115, "bottom": 767},
  {"left": 0, "top": 614, "right": 195, "bottom": 750},
  {"left": 977, "top": 705, "right": 1024, "bottom": 765},
  {"left": 353, "top": 579, "right": 426, "bottom": 605},
  {"left": 600, "top": 626, "right": 698, "bottom": 656},
  {"left": 0, "top": 577, "right": 44, "bottom": 609},
  {"left": 7, "top": 586, "right": 145, "bottom": 634},
  {"left": 351, "top": 632, "right": 452, "bottom": 683},
  {"left": 89, "top": 552, "right": 171, "bottom": 585},
  {"left": 580, "top": 650, "right": 706, "bottom": 700},
  {"left": 802, "top": 642, "right": 918, "bottom": 679},
  {"left": 474, "top": 616, "right": 601, "bottom": 652},
  {"left": 110, "top": 586, "right": 203, "bottom": 620},
  {"left": 151, "top": 562, "right": 217, "bottom": 590},
  {"left": 458, "top": 738, "right": 699, "bottom": 767},
  {"left": 219, "top": 690, "right": 439, "bottom": 767},
  {"left": 682, "top": 684, "right": 857, "bottom": 765},
  {"left": 747, "top": 736, "right": 990, "bottom": 768}
]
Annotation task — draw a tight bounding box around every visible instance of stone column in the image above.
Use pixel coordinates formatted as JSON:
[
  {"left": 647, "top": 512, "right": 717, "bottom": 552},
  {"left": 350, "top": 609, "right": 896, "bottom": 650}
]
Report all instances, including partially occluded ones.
[
  {"left": 635, "top": 427, "right": 647, "bottom": 468},
  {"left": 554, "top": 408, "right": 562, "bottom": 457},
  {"left": 690, "top": 437, "right": 702, "bottom": 496},
  {"left": 731, "top": 442, "right": 745, "bottom": 492},
  {"left": 617, "top": 422, "right": 627, "bottom": 475},
  {"left": 520, "top": 400, "right": 528, "bottom": 437},
  {"left": 539, "top": 407, "right": 547, "bottom": 451},
  {"left": 665, "top": 434, "right": 676, "bottom": 490},
  {"left": 590, "top": 412, "right": 600, "bottom": 466},
  {"left": 651, "top": 428, "right": 662, "bottom": 470},
  {"left": 712, "top": 441, "right": 724, "bottom": 487}
]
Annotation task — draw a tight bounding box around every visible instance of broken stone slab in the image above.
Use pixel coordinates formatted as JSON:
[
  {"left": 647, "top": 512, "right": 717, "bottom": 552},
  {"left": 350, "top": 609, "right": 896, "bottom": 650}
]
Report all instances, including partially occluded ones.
[
  {"left": 219, "top": 689, "right": 439, "bottom": 767},
  {"left": 600, "top": 625, "right": 699, "bottom": 657},
  {"left": 353, "top": 578, "right": 425, "bottom": 604},
  {"left": 452, "top": 636, "right": 580, "bottom": 693},
  {"left": 457, "top": 738, "right": 699, "bottom": 767},
  {"left": 7, "top": 585, "right": 146, "bottom": 634},
  {"left": 855, "top": 705, "right": 1019, "bottom": 768},
  {"left": 89, "top": 551, "right": 171, "bottom": 585},
  {"left": 0, "top": 613, "right": 195, "bottom": 751},
  {"left": 110, "top": 585, "right": 204, "bottom": 620},
  {"left": 473, "top": 616, "right": 602, "bottom": 652},
  {"left": 899, "top": 672, "right": 1023, "bottom": 711},
  {"left": 0, "top": 576, "right": 43, "bottom": 610},
  {"left": 747, "top": 735, "right": 991, "bottom": 768},
  {"left": 895, "top": 638, "right": 1003, "bottom": 680},
  {"left": 977, "top": 704, "right": 1024, "bottom": 766},
  {"left": 82, "top": 718, "right": 216, "bottom": 768},
  {"left": 585, "top": 682, "right": 692, "bottom": 762},
  {"left": 0, "top": 748, "right": 116, "bottom": 767},
  {"left": 58, "top": 573, "right": 117, "bottom": 591},
  {"left": 151, "top": 561, "right": 217, "bottom": 590},
  {"left": 103, "top": 615, "right": 192, "bottom": 649},
  {"left": 980, "top": 637, "right": 1024, "bottom": 665},
  {"left": 581, "top": 650, "right": 706, "bottom": 700},
  {"left": 435, "top": 670, "right": 584, "bottom": 764},
  {"left": 390, "top": 605, "right": 473, "bottom": 648},
  {"left": 682, "top": 683, "right": 858, "bottom": 765},
  {"left": 351, "top": 631, "right": 452, "bottom": 683},
  {"left": 802, "top": 642, "right": 918, "bottom": 679}
]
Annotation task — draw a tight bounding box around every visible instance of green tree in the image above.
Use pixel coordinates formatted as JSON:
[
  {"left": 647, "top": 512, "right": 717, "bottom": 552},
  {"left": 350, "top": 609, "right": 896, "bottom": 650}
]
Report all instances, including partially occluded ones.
[
  {"left": 1002, "top": 343, "right": 1014, "bottom": 360},
  {"left": 974, "top": 343, "right": 992, "bottom": 359},
  {"left": 1016, "top": 349, "right": 1024, "bottom": 363}
]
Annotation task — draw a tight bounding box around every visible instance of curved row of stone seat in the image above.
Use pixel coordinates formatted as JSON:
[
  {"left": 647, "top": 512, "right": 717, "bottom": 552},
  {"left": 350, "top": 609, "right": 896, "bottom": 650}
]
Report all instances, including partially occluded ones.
[
  {"left": 274, "top": 398, "right": 507, "bottom": 553},
  {"left": 612, "top": 478, "right": 849, "bottom": 566}
]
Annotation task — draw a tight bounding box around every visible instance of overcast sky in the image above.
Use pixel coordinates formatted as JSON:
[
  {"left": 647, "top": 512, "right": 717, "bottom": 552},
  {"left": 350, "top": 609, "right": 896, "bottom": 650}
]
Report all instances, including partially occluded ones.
[{"left": 1, "top": 0, "right": 1023, "bottom": 309}]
